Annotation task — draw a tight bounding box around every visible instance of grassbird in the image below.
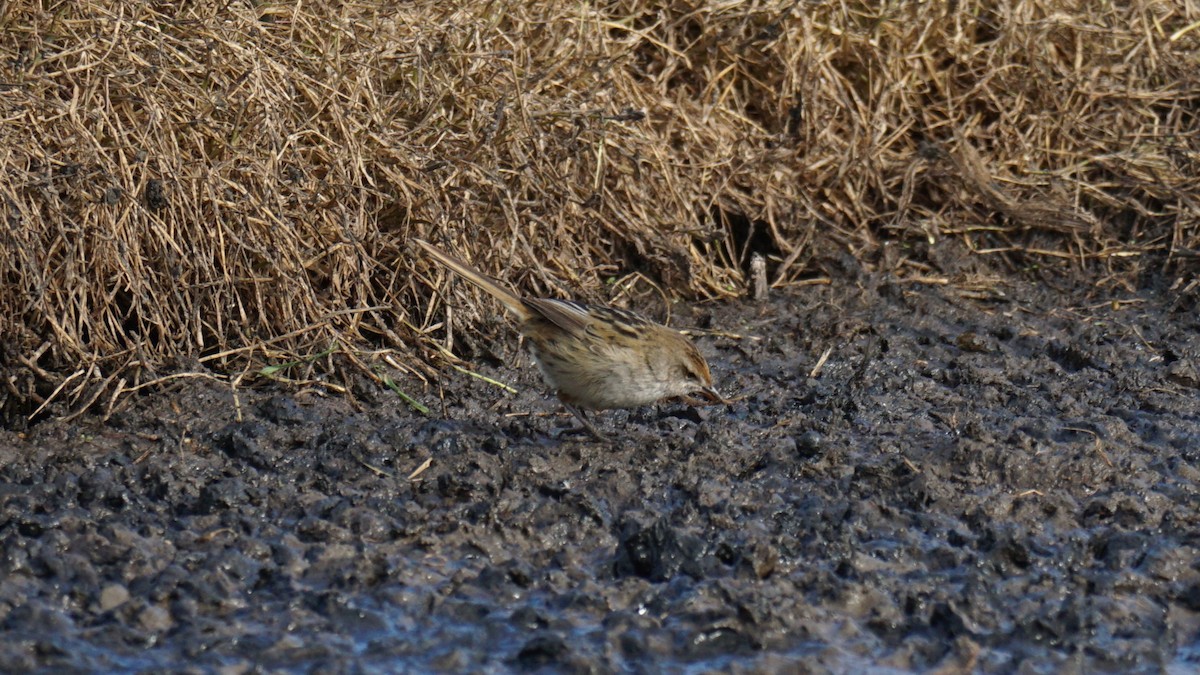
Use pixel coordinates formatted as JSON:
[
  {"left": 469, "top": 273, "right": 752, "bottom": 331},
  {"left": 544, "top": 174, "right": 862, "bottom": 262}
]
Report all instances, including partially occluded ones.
[{"left": 415, "top": 238, "right": 722, "bottom": 438}]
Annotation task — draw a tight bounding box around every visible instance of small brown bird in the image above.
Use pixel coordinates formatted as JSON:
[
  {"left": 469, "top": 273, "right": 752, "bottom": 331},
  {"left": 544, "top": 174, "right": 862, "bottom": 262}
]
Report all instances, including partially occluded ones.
[{"left": 415, "top": 238, "right": 722, "bottom": 437}]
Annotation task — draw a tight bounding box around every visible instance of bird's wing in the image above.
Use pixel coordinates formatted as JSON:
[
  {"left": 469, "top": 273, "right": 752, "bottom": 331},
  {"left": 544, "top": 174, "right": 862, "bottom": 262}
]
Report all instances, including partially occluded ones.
[{"left": 522, "top": 298, "right": 592, "bottom": 337}]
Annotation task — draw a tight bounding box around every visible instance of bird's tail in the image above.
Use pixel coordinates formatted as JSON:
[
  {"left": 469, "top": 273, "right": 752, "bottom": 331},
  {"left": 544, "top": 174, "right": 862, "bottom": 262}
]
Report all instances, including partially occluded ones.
[{"left": 414, "top": 238, "right": 528, "bottom": 318}]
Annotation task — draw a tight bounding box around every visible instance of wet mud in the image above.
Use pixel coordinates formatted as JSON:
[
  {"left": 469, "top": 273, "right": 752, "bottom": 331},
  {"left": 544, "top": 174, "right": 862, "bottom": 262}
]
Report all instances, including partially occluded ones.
[{"left": 2, "top": 269, "right": 1199, "bottom": 673}]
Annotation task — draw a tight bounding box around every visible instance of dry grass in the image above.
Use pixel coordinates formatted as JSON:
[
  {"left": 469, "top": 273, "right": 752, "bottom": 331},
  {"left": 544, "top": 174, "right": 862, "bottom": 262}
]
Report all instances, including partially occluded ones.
[{"left": 2, "top": 0, "right": 1198, "bottom": 420}]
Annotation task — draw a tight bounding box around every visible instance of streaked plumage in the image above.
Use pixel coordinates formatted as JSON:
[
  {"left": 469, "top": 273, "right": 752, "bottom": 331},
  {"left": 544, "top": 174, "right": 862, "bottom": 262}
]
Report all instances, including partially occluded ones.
[{"left": 414, "top": 238, "right": 721, "bottom": 437}]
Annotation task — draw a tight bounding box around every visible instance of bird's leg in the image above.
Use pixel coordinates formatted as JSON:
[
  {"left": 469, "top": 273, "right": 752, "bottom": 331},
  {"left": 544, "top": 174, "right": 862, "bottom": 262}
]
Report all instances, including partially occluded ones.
[{"left": 562, "top": 402, "right": 608, "bottom": 441}]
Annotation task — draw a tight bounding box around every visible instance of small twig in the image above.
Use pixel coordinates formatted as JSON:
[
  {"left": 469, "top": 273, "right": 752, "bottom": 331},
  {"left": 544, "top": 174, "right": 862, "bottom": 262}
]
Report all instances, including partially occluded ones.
[
  {"left": 359, "top": 459, "right": 392, "bottom": 477},
  {"left": 408, "top": 457, "right": 433, "bottom": 480},
  {"left": 17, "top": 354, "right": 52, "bottom": 381},
  {"left": 809, "top": 346, "right": 833, "bottom": 378},
  {"left": 197, "top": 528, "right": 236, "bottom": 543},
  {"left": 786, "top": 277, "right": 832, "bottom": 287},
  {"left": 197, "top": 307, "right": 386, "bottom": 364},
  {"left": 121, "top": 371, "right": 229, "bottom": 393},
  {"left": 1062, "top": 427, "right": 1112, "bottom": 466},
  {"left": 28, "top": 368, "right": 87, "bottom": 420},
  {"left": 681, "top": 328, "right": 761, "bottom": 341},
  {"left": 449, "top": 363, "right": 518, "bottom": 393},
  {"left": 101, "top": 377, "right": 128, "bottom": 422},
  {"left": 62, "top": 370, "right": 120, "bottom": 422}
]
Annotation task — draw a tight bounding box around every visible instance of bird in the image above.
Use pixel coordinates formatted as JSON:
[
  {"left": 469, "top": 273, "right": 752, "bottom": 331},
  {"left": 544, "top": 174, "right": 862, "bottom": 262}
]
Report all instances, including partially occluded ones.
[{"left": 414, "top": 238, "right": 722, "bottom": 438}]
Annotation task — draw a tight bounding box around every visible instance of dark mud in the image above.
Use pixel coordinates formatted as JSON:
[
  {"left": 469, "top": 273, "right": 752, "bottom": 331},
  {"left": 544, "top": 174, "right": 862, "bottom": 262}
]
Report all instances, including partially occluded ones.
[{"left": 2, "top": 270, "right": 1199, "bottom": 673}]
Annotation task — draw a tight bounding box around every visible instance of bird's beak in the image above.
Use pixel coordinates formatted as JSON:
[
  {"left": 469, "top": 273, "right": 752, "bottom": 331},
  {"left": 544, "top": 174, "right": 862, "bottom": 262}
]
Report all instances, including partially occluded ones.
[{"left": 677, "top": 386, "right": 727, "bottom": 407}]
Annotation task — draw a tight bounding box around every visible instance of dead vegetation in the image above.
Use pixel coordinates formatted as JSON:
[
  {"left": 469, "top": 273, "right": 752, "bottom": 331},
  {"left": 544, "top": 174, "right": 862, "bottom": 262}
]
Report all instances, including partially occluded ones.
[{"left": 1, "top": 0, "right": 1198, "bottom": 422}]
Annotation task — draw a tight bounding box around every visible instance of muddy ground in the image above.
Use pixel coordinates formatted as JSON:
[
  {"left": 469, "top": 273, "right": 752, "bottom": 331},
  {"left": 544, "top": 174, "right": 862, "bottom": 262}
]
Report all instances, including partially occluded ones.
[{"left": 1, "top": 259, "right": 1199, "bottom": 673}]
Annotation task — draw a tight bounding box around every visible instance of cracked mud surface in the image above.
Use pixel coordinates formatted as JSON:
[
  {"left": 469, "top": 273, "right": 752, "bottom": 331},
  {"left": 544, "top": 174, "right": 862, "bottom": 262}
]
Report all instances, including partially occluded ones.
[{"left": 2, "top": 270, "right": 1199, "bottom": 673}]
